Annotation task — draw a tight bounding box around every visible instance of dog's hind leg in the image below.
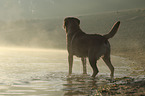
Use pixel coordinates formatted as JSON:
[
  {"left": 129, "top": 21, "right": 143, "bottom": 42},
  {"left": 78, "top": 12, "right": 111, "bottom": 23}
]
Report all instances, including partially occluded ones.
[
  {"left": 89, "top": 58, "right": 98, "bottom": 78},
  {"left": 81, "top": 57, "right": 87, "bottom": 74},
  {"left": 88, "top": 52, "right": 99, "bottom": 77},
  {"left": 68, "top": 54, "right": 73, "bottom": 75},
  {"left": 102, "top": 54, "right": 114, "bottom": 79}
]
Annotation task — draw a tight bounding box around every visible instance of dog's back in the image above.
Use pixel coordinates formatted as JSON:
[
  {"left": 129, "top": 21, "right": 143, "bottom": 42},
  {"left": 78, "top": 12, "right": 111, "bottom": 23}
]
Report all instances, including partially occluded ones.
[{"left": 71, "top": 32, "right": 108, "bottom": 58}]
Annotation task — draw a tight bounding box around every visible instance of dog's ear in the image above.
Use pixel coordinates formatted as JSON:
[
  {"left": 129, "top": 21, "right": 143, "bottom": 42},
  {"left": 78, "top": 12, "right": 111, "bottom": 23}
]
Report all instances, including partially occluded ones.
[
  {"left": 75, "top": 18, "right": 80, "bottom": 25},
  {"left": 63, "top": 19, "right": 68, "bottom": 29}
]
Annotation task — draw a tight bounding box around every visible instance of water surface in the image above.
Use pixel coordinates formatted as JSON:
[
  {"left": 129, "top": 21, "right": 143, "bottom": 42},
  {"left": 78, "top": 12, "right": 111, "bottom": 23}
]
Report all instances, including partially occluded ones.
[{"left": 0, "top": 47, "right": 143, "bottom": 96}]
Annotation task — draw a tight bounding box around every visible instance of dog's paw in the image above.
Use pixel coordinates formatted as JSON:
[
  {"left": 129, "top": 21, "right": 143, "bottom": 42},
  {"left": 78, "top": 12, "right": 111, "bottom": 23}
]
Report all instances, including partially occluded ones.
[{"left": 67, "top": 74, "right": 72, "bottom": 78}]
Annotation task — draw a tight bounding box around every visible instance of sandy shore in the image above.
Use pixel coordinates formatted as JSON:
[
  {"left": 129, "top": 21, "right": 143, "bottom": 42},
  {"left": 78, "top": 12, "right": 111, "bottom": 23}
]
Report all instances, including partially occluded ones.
[
  {"left": 95, "top": 77, "right": 145, "bottom": 96},
  {"left": 95, "top": 49, "right": 145, "bottom": 96}
]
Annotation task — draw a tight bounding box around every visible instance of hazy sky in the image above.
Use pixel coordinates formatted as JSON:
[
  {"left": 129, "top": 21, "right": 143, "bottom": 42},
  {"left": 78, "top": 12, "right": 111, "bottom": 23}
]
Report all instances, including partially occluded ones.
[{"left": 0, "top": 0, "right": 145, "bottom": 21}]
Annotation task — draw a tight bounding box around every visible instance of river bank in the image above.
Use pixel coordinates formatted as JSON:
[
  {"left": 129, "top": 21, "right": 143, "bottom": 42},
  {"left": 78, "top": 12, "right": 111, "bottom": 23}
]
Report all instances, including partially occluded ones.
[
  {"left": 94, "top": 77, "right": 145, "bottom": 96},
  {"left": 95, "top": 49, "right": 145, "bottom": 96}
]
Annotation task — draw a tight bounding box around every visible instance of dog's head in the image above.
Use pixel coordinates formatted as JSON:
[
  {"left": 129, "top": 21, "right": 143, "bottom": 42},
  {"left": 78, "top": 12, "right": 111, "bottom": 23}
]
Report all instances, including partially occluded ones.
[{"left": 63, "top": 17, "right": 80, "bottom": 33}]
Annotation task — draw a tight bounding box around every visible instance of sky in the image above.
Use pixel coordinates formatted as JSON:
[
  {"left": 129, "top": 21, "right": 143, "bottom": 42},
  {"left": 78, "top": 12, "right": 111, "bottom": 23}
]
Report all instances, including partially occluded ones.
[{"left": 0, "top": 0, "right": 145, "bottom": 21}]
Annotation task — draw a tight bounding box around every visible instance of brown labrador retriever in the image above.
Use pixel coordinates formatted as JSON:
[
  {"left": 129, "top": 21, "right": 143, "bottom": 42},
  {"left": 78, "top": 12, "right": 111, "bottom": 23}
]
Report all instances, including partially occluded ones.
[{"left": 63, "top": 17, "right": 120, "bottom": 78}]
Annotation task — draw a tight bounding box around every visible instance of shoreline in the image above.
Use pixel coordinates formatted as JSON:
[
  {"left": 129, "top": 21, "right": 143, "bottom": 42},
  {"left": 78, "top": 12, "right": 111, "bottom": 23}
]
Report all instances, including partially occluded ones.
[
  {"left": 95, "top": 49, "right": 145, "bottom": 96},
  {"left": 95, "top": 77, "right": 145, "bottom": 96}
]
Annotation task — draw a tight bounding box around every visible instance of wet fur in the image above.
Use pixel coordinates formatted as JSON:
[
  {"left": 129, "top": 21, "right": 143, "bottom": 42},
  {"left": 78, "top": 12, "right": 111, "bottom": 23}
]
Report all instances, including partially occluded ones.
[{"left": 63, "top": 17, "right": 120, "bottom": 78}]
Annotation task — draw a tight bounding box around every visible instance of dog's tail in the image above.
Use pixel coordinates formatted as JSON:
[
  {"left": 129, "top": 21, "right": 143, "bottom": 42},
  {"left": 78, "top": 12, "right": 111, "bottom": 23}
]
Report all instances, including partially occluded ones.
[{"left": 103, "top": 21, "right": 120, "bottom": 39}]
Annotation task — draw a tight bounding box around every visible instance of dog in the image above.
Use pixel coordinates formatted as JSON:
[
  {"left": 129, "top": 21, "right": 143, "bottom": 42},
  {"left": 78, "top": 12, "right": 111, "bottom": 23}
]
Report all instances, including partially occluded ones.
[{"left": 63, "top": 17, "right": 120, "bottom": 78}]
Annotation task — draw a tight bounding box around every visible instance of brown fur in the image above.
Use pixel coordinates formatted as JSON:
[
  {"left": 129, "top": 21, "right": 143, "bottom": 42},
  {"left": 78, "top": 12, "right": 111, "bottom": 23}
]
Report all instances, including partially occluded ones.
[{"left": 63, "top": 17, "right": 120, "bottom": 78}]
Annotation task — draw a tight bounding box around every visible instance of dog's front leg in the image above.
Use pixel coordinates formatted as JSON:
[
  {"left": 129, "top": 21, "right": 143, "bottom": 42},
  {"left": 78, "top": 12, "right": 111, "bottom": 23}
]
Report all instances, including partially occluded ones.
[
  {"left": 81, "top": 57, "right": 87, "bottom": 74},
  {"left": 68, "top": 54, "right": 73, "bottom": 75}
]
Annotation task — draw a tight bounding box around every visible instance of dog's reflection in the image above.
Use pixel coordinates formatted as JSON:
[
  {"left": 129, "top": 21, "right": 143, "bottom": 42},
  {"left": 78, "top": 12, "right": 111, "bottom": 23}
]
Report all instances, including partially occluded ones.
[{"left": 63, "top": 75, "right": 98, "bottom": 96}]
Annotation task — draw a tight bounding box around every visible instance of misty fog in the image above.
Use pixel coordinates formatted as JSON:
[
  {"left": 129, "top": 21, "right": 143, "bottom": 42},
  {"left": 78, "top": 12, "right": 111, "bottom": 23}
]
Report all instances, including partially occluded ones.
[{"left": 0, "top": 0, "right": 145, "bottom": 50}]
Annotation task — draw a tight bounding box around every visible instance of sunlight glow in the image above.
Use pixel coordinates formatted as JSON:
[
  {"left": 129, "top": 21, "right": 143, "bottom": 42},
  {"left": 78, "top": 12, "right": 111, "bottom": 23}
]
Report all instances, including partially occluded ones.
[{"left": 0, "top": 47, "right": 66, "bottom": 52}]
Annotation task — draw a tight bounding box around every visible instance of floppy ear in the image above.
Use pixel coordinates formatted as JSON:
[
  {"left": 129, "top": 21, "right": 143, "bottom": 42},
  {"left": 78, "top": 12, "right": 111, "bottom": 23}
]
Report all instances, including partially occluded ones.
[
  {"left": 63, "top": 20, "right": 67, "bottom": 29},
  {"left": 64, "top": 18, "right": 70, "bottom": 29},
  {"left": 76, "top": 18, "right": 80, "bottom": 25}
]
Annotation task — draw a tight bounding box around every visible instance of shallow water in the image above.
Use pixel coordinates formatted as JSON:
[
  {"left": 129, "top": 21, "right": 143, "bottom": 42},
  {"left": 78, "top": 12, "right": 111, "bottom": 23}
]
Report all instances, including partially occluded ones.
[{"left": 0, "top": 47, "right": 143, "bottom": 96}]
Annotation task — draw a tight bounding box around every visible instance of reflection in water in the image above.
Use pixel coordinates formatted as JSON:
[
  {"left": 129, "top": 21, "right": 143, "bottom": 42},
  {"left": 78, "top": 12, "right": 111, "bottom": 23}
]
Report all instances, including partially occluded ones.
[
  {"left": 63, "top": 74, "right": 111, "bottom": 96},
  {"left": 63, "top": 75, "right": 97, "bottom": 96}
]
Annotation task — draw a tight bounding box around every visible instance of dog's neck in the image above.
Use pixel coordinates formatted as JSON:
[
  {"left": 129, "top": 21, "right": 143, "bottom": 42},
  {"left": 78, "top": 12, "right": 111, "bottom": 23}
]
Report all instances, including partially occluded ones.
[{"left": 66, "top": 25, "right": 82, "bottom": 35}]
